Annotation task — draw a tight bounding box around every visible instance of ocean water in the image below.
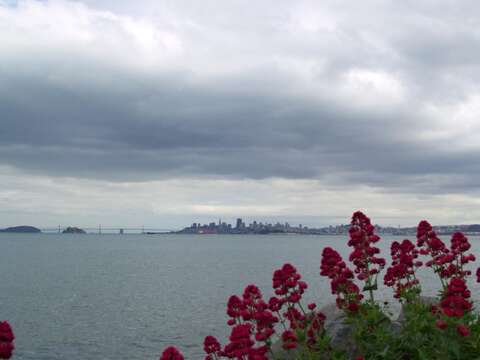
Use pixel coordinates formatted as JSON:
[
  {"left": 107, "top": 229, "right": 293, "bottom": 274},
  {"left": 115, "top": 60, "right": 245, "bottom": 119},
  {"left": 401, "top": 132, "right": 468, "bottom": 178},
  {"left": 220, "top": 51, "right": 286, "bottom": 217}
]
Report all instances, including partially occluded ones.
[{"left": 1, "top": 233, "right": 480, "bottom": 359}]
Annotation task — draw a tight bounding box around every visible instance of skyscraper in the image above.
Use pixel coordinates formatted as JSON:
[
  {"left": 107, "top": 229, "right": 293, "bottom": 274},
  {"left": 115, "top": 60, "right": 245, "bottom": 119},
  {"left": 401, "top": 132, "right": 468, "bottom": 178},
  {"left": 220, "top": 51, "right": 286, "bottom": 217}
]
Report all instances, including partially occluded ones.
[{"left": 236, "top": 218, "right": 243, "bottom": 229}]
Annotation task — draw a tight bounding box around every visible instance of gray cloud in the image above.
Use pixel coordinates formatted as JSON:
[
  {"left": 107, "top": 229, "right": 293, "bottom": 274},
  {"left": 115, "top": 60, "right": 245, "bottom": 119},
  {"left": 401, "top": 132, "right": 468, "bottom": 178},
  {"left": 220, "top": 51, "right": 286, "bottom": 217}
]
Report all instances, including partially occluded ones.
[{"left": 2, "top": 0, "right": 480, "bottom": 196}]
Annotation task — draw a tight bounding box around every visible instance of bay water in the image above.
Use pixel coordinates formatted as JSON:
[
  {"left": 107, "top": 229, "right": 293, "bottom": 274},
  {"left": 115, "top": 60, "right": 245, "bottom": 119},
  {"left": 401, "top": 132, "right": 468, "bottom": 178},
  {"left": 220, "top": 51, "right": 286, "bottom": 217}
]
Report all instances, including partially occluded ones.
[{"left": 1, "top": 233, "right": 479, "bottom": 359}]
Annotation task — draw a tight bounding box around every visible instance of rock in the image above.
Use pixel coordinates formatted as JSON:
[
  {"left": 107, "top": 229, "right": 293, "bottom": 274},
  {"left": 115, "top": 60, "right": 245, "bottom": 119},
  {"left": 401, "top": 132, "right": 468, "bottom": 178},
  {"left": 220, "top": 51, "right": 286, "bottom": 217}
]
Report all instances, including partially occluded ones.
[
  {"left": 320, "top": 303, "right": 356, "bottom": 358},
  {"left": 0, "top": 226, "right": 41, "bottom": 233},
  {"left": 268, "top": 303, "right": 355, "bottom": 360},
  {"left": 269, "top": 302, "right": 404, "bottom": 359},
  {"left": 62, "top": 227, "right": 86, "bottom": 234}
]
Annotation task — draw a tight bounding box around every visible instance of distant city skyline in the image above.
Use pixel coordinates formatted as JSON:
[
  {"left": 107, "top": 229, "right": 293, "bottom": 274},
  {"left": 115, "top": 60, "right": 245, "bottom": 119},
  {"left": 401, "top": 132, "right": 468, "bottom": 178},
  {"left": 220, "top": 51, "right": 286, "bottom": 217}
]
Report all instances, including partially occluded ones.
[
  {"left": 7, "top": 214, "right": 480, "bottom": 234},
  {"left": 3, "top": 1, "right": 480, "bottom": 227},
  {"left": 13, "top": 216, "right": 480, "bottom": 236}
]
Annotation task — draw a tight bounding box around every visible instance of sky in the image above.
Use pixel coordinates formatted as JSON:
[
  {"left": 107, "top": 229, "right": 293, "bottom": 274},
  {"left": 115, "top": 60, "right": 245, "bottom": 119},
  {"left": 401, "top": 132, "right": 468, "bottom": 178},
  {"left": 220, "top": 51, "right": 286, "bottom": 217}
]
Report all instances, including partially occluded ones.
[{"left": 1, "top": 0, "right": 480, "bottom": 229}]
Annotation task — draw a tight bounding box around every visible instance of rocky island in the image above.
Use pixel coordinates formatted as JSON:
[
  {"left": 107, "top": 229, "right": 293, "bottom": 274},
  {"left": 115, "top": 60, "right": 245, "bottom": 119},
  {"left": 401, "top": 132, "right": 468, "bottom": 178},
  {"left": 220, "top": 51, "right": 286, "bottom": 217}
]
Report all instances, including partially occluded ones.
[
  {"left": 62, "top": 227, "right": 86, "bottom": 234},
  {"left": 0, "top": 226, "right": 41, "bottom": 233}
]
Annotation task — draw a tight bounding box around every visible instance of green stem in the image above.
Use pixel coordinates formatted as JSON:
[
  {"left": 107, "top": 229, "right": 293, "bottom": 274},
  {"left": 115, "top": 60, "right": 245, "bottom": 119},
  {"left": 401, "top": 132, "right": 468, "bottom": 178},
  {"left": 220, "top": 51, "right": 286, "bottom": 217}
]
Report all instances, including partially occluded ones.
[{"left": 276, "top": 311, "right": 289, "bottom": 331}]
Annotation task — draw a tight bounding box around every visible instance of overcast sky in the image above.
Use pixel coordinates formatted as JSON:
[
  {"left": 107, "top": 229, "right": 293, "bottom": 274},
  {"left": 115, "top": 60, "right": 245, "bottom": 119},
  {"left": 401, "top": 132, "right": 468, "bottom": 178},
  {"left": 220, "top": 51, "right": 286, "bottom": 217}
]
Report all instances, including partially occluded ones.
[{"left": 2, "top": 0, "right": 480, "bottom": 229}]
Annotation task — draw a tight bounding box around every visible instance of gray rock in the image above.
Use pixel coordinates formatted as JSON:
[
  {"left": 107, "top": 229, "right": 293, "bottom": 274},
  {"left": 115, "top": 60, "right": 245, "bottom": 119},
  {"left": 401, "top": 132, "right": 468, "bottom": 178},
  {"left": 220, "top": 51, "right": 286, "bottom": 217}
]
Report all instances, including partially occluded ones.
[
  {"left": 320, "top": 303, "right": 356, "bottom": 358},
  {"left": 268, "top": 303, "right": 354, "bottom": 359}
]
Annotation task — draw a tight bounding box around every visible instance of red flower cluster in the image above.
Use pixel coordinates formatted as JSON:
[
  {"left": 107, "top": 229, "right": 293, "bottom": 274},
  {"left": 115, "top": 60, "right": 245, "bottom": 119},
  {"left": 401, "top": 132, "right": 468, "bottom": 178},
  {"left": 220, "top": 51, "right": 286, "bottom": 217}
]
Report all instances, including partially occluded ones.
[
  {"left": 435, "top": 319, "right": 448, "bottom": 330},
  {"left": 159, "top": 346, "right": 184, "bottom": 360},
  {"left": 281, "top": 330, "right": 297, "bottom": 350},
  {"left": 272, "top": 263, "right": 308, "bottom": 305},
  {"left": 457, "top": 324, "right": 470, "bottom": 337},
  {"left": 320, "top": 247, "right": 363, "bottom": 312},
  {"left": 348, "top": 211, "right": 386, "bottom": 283},
  {"left": 198, "top": 263, "right": 327, "bottom": 359},
  {"left": 222, "top": 323, "right": 268, "bottom": 359},
  {"left": 204, "top": 336, "right": 222, "bottom": 360},
  {"left": 305, "top": 309, "right": 326, "bottom": 348},
  {"left": 226, "top": 284, "right": 279, "bottom": 344},
  {"left": 383, "top": 239, "right": 421, "bottom": 299},
  {"left": 270, "top": 263, "right": 310, "bottom": 331},
  {"left": 0, "top": 322, "right": 14, "bottom": 360},
  {"left": 416, "top": 221, "right": 449, "bottom": 268},
  {"left": 449, "top": 232, "right": 475, "bottom": 278},
  {"left": 440, "top": 277, "right": 472, "bottom": 318},
  {"left": 417, "top": 222, "right": 475, "bottom": 292}
]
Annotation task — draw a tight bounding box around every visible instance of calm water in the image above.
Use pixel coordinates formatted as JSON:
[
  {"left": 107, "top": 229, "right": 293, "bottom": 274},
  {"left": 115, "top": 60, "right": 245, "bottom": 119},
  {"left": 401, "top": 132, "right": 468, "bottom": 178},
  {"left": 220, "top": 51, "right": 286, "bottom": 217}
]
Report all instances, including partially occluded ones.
[{"left": 2, "top": 233, "right": 480, "bottom": 359}]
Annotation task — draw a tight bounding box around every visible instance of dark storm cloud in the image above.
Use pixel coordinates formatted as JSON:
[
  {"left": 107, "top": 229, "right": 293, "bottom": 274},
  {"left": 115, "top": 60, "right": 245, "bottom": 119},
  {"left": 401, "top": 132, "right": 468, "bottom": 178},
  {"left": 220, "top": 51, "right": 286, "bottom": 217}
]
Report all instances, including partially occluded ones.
[{"left": 2, "top": 0, "right": 480, "bottom": 194}]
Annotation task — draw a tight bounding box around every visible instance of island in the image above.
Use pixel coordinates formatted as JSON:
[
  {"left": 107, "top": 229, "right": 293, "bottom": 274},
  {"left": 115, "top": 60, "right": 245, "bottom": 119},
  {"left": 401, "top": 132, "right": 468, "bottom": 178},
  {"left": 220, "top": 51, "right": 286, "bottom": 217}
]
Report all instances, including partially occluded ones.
[
  {"left": 0, "top": 226, "right": 41, "bottom": 233},
  {"left": 62, "top": 227, "right": 86, "bottom": 234}
]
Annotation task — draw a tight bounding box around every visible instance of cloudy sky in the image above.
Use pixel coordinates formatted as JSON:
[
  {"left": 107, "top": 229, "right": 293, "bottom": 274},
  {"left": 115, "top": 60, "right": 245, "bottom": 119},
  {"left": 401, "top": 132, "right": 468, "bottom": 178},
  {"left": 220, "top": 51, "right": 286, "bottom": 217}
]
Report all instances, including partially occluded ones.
[{"left": 1, "top": 0, "right": 480, "bottom": 229}]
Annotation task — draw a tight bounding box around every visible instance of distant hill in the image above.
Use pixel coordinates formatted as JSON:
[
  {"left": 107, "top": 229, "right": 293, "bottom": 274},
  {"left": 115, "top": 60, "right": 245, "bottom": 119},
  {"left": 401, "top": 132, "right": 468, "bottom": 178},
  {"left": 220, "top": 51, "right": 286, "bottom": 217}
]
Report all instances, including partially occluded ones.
[
  {"left": 62, "top": 227, "right": 86, "bottom": 234},
  {"left": 0, "top": 226, "right": 41, "bottom": 233},
  {"left": 466, "top": 224, "right": 480, "bottom": 232}
]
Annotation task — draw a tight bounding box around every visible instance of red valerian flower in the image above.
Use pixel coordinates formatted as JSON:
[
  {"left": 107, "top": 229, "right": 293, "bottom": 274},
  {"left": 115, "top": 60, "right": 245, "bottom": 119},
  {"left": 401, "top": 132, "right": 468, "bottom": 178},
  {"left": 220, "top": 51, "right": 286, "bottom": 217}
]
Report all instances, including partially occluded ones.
[
  {"left": 445, "top": 232, "right": 475, "bottom": 279},
  {"left": 320, "top": 247, "right": 346, "bottom": 278},
  {"left": 435, "top": 319, "right": 448, "bottom": 330},
  {"left": 226, "top": 283, "right": 280, "bottom": 346},
  {"left": 268, "top": 297, "right": 282, "bottom": 312},
  {"left": 270, "top": 263, "right": 310, "bottom": 330},
  {"left": 223, "top": 322, "right": 267, "bottom": 359},
  {"left": 306, "top": 311, "right": 326, "bottom": 347},
  {"left": 457, "top": 324, "right": 470, "bottom": 337},
  {"left": 440, "top": 277, "right": 472, "bottom": 318},
  {"left": 272, "top": 263, "right": 307, "bottom": 305},
  {"left": 0, "top": 344, "right": 13, "bottom": 360},
  {"left": 159, "top": 346, "right": 184, "bottom": 360},
  {"left": 320, "top": 247, "right": 363, "bottom": 312},
  {"left": 281, "top": 330, "right": 297, "bottom": 350},
  {"left": 0, "top": 322, "right": 14, "bottom": 360},
  {"left": 348, "top": 211, "right": 386, "bottom": 284},
  {"left": 283, "top": 307, "right": 305, "bottom": 329},
  {"left": 384, "top": 239, "right": 421, "bottom": 299},
  {"left": 227, "top": 295, "right": 244, "bottom": 324},
  {"left": 416, "top": 221, "right": 451, "bottom": 278},
  {"left": 203, "top": 336, "right": 221, "bottom": 355}
]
